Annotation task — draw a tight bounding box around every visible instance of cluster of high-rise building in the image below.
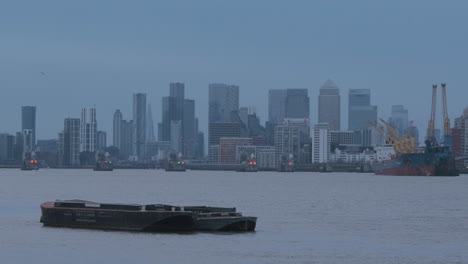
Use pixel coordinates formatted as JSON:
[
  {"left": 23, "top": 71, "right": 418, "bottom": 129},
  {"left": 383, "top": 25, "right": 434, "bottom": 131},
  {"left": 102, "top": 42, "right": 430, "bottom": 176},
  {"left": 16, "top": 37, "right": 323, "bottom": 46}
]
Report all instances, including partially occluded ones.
[{"left": 4, "top": 79, "right": 465, "bottom": 169}]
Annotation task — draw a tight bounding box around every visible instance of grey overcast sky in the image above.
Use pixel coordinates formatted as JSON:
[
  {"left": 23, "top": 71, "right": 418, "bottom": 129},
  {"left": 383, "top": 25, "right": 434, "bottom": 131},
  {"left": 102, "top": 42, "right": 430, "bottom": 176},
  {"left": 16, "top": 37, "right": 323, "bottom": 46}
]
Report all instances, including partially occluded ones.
[{"left": 1, "top": 0, "right": 467, "bottom": 140}]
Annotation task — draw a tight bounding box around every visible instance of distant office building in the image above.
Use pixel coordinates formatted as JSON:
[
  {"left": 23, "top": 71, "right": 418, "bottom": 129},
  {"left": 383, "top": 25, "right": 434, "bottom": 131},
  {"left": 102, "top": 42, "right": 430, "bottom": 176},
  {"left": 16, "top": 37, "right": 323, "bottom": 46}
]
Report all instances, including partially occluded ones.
[
  {"left": 113, "top": 110, "right": 122, "bottom": 149},
  {"left": 61, "top": 118, "right": 80, "bottom": 166},
  {"left": 22, "top": 129, "right": 34, "bottom": 153},
  {"left": 285, "top": 89, "right": 309, "bottom": 119},
  {"left": 209, "top": 83, "right": 239, "bottom": 123},
  {"left": 146, "top": 103, "right": 156, "bottom": 142},
  {"left": 183, "top": 99, "right": 196, "bottom": 158},
  {"left": 283, "top": 118, "right": 310, "bottom": 144},
  {"left": 239, "top": 107, "right": 249, "bottom": 126},
  {"left": 161, "top": 96, "right": 175, "bottom": 141},
  {"left": 208, "top": 123, "right": 242, "bottom": 146},
  {"left": 389, "top": 105, "right": 409, "bottom": 136},
  {"left": 355, "top": 127, "right": 384, "bottom": 147},
  {"left": 120, "top": 120, "right": 133, "bottom": 159},
  {"left": 21, "top": 106, "right": 36, "bottom": 147},
  {"left": 208, "top": 145, "right": 219, "bottom": 163},
  {"left": 274, "top": 125, "right": 300, "bottom": 165},
  {"left": 247, "top": 113, "right": 267, "bottom": 137},
  {"left": 0, "top": 133, "right": 15, "bottom": 161},
  {"left": 14, "top": 132, "right": 23, "bottom": 162},
  {"left": 348, "top": 89, "right": 377, "bottom": 131},
  {"left": 133, "top": 93, "right": 147, "bottom": 158},
  {"left": 268, "top": 89, "right": 287, "bottom": 123},
  {"left": 235, "top": 145, "right": 276, "bottom": 169},
  {"left": 80, "top": 107, "right": 97, "bottom": 152},
  {"left": 170, "top": 82, "right": 185, "bottom": 121},
  {"left": 196, "top": 132, "right": 205, "bottom": 159},
  {"left": 160, "top": 83, "right": 185, "bottom": 144},
  {"left": 312, "top": 123, "right": 331, "bottom": 163},
  {"left": 37, "top": 139, "right": 59, "bottom": 153},
  {"left": 219, "top": 137, "right": 253, "bottom": 164},
  {"left": 96, "top": 131, "right": 106, "bottom": 151},
  {"left": 318, "top": 80, "right": 340, "bottom": 130},
  {"left": 408, "top": 125, "right": 420, "bottom": 146},
  {"left": 454, "top": 110, "right": 468, "bottom": 167},
  {"left": 170, "top": 120, "right": 182, "bottom": 154},
  {"left": 330, "top": 130, "right": 356, "bottom": 151}
]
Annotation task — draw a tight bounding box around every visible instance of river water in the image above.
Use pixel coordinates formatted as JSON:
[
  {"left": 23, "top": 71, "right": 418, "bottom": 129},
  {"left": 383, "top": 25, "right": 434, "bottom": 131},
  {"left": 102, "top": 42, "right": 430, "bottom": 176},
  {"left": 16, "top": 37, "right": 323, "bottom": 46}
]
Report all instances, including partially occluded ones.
[{"left": 0, "top": 169, "right": 467, "bottom": 263}]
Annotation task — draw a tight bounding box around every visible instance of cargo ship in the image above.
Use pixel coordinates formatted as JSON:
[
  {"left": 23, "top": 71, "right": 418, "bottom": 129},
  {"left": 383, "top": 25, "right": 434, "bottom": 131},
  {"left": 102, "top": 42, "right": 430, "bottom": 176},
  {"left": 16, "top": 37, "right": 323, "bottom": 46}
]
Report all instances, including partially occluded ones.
[
  {"left": 40, "top": 200, "right": 256, "bottom": 232},
  {"left": 372, "top": 83, "right": 459, "bottom": 176},
  {"left": 372, "top": 146, "right": 459, "bottom": 176}
]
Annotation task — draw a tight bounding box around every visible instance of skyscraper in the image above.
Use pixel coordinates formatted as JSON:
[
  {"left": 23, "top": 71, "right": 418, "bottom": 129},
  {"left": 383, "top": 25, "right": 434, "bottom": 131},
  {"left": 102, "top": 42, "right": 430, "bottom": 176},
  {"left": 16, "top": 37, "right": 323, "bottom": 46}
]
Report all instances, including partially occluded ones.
[
  {"left": 22, "top": 129, "right": 33, "bottom": 153},
  {"left": 113, "top": 110, "right": 122, "bottom": 149},
  {"left": 170, "top": 82, "right": 185, "bottom": 121},
  {"left": 208, "top": 83, "right": 239, "bottom": 123},
  {"left": 120, "top": 120, "right": 133, "bottom": 159},
  {"left": 268, "top": 89, "right": 287, "bottom": 123},
  {"left": 0, "top": 133, "right": 15, "bottom": 161},
  {"left": 96, "top": 131, "right": 107, "bottom": 151},
  {"left": 285, "top": 89, "right": 309, "bottom": 119},
  {"left": 348, "top": 89, "right": 377, "bottom": 131},
  {"left": 183, "top": 99, "right": 196, "bottom": 158},
  {"left": 133, "top": 93, "right": 146, "bottom": 158},
  {"left": 161, "top": 83, "right": 185, "bottom": 143},
  {"left": 318, "top": 80, "right": 340, "bottom": 130},
  {"left": 21, "top": 106, "right": 36, "bottom": 147},
  {"left": 61, "top": 118, "right": 80, "bottom": 166},
  {"left": 312, "top": 123, "right": 331, "bottom": 163},
  {"left": 389, "top": 105, "right": 409, "bottom": 136},
  {"left": 196, "top": 132, "right": 205, "bottom": 159},
  {"left": 170, "top": 120, "right": 182, "bottom": 153},
  {"left": 146, "top": 103, "right": 156, "bottom": 142},
  {"left": 80, "top": 107, "right": 97, "bottom": 152}
]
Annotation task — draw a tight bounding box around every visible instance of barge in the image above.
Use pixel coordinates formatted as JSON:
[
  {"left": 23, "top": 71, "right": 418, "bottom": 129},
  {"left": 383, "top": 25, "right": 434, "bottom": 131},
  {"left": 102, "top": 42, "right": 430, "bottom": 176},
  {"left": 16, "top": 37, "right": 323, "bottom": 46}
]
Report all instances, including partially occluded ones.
[{"left": 40, "top": 200, "right": 256, "bottom": 232}]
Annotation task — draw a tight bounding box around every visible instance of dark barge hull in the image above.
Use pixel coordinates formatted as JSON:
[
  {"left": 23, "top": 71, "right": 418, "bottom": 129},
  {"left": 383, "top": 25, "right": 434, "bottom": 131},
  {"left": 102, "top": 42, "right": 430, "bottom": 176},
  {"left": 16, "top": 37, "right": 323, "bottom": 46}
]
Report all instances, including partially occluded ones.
[
  {"left": 195, "top": 216, "right": 257, "bottom": 231},
  {"left": 40, "top": 200, "right": 257, "bottom": 232},
  {"left": 372, "top": 152, "right": 459, "bottom": 176},
  {"left": 93, "top": 168, "right": 113, "bottom": 171},
  {"left": 40, "top": 201, "right": 195, "bottom": 232}
]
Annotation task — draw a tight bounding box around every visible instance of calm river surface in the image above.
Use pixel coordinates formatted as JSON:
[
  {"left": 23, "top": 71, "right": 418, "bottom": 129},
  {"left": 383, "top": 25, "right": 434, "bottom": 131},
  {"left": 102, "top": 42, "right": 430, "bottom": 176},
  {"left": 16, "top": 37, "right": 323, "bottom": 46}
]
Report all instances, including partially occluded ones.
[{"left": 0, "top": 169, "right": 467, "bottom": 263}]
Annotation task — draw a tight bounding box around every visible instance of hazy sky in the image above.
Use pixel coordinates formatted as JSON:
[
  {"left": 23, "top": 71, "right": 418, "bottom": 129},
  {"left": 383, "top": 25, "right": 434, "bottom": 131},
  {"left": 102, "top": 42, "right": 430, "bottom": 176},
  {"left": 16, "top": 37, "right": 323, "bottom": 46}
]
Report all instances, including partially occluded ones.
[{"left": 1, "top": 0, "right": 467, "bottom": 140}]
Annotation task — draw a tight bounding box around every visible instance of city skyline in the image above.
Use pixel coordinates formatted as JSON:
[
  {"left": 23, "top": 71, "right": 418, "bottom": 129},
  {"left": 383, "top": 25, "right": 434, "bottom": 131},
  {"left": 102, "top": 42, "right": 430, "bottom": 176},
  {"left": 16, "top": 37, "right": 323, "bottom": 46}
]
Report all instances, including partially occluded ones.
[
  {"left": 0, "top": 81, "right": 462, "bottom": 143},
  {"left": 1, "top": 1, "right": 467, "bottom": 140}
]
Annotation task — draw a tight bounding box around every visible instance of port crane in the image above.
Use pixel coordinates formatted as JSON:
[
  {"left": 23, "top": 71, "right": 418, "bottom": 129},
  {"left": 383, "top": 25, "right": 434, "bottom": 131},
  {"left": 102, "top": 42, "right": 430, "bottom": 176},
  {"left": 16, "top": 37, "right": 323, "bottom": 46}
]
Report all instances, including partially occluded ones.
[
  {"left": 370, "top": 119, "right": 415, "bottom": 155},
  {"left": 441, "top": 83, "right": 452, "bottom": 146},
  {"left": 426, "top": 83, "right": 452, "bottom": 147}
]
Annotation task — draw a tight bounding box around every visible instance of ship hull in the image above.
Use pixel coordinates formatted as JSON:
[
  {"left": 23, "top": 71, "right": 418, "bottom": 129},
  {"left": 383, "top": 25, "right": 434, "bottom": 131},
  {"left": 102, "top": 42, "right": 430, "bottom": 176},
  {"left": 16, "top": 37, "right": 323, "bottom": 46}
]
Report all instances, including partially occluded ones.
[
  {"left": 373, "top": 152, "right": 459, "bottom": 176},
  {"left": 40, "top": 201, "right": 257, "bottom": 232},
  {"left": 195, "top": 216, "right": 257, "bottom": 231},
  {"left": 40, "top": 202, "right": 195, "bottom": 232}
]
